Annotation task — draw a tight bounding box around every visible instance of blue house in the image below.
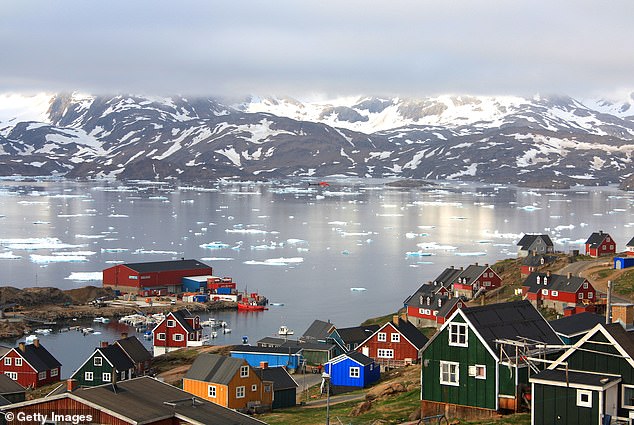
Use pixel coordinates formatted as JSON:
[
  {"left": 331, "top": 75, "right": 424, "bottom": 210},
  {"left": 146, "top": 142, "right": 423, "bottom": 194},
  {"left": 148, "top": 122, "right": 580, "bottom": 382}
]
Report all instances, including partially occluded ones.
[
  {"left": 324, "top": 352, "right": 380, "bottom": 391},
  {"left": 230, "top": 345, "right": 303, "bottom": 373}
]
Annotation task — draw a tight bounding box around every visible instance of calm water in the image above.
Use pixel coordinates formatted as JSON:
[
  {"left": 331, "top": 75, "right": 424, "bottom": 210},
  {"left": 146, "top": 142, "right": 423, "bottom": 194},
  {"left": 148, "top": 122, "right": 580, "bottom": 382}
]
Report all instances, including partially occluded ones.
[{"left": 1, "top": 178, "right": 633, "bottom": 377}]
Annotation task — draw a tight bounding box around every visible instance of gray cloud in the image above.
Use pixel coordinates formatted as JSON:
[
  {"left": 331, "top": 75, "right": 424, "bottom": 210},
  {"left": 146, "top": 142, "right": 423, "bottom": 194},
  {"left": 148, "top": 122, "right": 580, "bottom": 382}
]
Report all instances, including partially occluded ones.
[{"left": 1, "top": 0, "right": 633, "bottom": 99}]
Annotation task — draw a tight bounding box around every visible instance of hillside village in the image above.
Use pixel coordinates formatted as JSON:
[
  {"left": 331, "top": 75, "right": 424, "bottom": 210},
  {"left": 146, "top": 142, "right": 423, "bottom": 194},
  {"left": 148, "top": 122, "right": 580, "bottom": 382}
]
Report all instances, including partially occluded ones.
[{"left": 1, "top": 230, "right": 634, "bottom": 424}]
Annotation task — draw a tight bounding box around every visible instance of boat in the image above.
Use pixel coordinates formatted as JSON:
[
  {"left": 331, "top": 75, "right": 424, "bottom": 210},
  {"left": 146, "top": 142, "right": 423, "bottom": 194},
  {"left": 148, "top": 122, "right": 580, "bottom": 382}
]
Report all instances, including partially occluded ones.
[
  {"left": 93, "top": 317, "right": 110, "bottom": 323},
  {"left": 278, "top": 325, "right": 294, "bottom": 336},
  {"left": 201, "top": 319, "right": 217, "bottom": 327},
  {"left": 350, "top": 287, "right": 367, "bottom": 292},
  {"left": 34, "top": 328, "right": 52, "bottom": 334},
  {"left": 81, "top": 328, "right": 94, "bottom": 334},
  {"left": 211, "top": 331, "right": 218, "bottom": 338},
  {"left": 143, "top": 331, "right": 152, "bottom": 340},
  {"left": 223, "top": 328, "right": 232, "bottom": 334},
  {"left": 269, "top": 302, "right": 285, "bottom": 306},
  {"left": 237, "top": 302, "right": 268, "bottom": 311},
  {"left": 25, "top": 335, "right": 37, "bottom": 343}
]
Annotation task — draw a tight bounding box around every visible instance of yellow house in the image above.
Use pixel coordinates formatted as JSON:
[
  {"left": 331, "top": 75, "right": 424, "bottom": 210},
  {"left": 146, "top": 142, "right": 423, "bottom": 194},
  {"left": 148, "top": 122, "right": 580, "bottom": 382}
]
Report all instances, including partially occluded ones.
[{"left": 183, "top": 353, "right": 273, "bottom": 412}]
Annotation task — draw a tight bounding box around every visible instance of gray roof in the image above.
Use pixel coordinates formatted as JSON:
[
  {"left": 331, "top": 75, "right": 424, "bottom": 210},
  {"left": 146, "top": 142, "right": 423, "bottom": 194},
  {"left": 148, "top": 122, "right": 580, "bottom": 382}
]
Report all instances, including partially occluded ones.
[
  {"left": 521, "top": 254, "right": 556, "bottom": 267},
  {"left": 302, "top": 319, "right": 335, "bottom": 341},
  {"left": 342, "top": 351, "right": 375, "bottom": 366},
  {"left": 403, "top": 282, "right": 449, "bottom": 306},
  {"left": 98, "top": 345, "right": 135, "bottom": 371},
  {"left": 16, "top": 343, "right": 61, "bottom": 372},
  {"left": 256, "top": 337, "right": 286, "bottom": 347},
  {"left": 531, "top": 369, "right": 620, "bottom": 388},
  {"left": 0, "top": 374, "right": 24, "bottom": 395},
  {"left": 336, "top": 325, "right": 379, "bottom": 345},
  {"left": 517, "top": 234, "right": 554, "bottom": 250},
  {"left": 627, "top": 236, "right": 634, "bottom": 247},
  {"left": 432, "top": 267, "right": 464, "bottom": 286},
  {"left": 392, "top": 318, "right": 429, "bottom": 350},
  {"left": 549, "top": 313, "right": 606, "bottom": 338},
  {"left": 523, "top": 272, "right": 588, "bottom": 294},
  {"left": 170, "top": 309, "right": 201, "bottom": 333},
  {"left": 456, "top": 264, "right": 488, "bottom": 284},
  {"left": 462, "top": 300, "right": 562, "bottom": 353},
  {"left": 230, "top": 345, "right": 302, "bottom": 355},
  {"left": 437, "top": 297, "right": 465, "bottom": 318},
  {"left": 115, "top": 336, "right": 152, "bottom": 364},
  {"left": 585, "top": 231, "right": 611, "bottom": 248},
  {"left": 122, "top": 259, "right": 211, "bottom": 273},
  {"left": 255, "top": 366, "right": 298, "bottom": 391},
  {"left": 280, "top": 340, "right": 336, "bottom": 352},
  {"left": 184, "top": 353, "right": 246, "bottom": 385},
  {"left": 602, "top": 323, "right": 634, "bottom": 360}
]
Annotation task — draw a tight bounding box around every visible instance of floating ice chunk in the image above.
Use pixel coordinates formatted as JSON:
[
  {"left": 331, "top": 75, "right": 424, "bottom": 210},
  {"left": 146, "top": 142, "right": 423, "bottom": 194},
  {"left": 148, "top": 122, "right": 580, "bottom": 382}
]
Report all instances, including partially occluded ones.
[
  {"left": 148, "top": 196, "right": 168, "bottom": 200},
  {"left": 105, "top": 260, "right": 125, "bottom": 264},
  {"left": 328, "top": 221, "right": 348, "bottom": 226},
  {"left": 0, "top": 237, "right": 84, "bottom": 250},
  {"left": 33, "top": 221, "right": 50, "bottom": 225},
  {"left": 101, "top": 248, "right": 129, "bottom": 253},
  {"left": 518, "top": 205, "right": 542, "bottom": 211},
  {"left": 297, "top": 247, "right": 310, "bottom": 252},
  {"left": 65, "top": 272, "right": 102, "bottom": 281},
  {"left": 417, "top": 225, "right": 436, "bottom": 229},
  {"left": 416, "top": 242, "right": 457, "bottom": 251},
  {"left": 30, "top": 254, "right": 88, "bottom": 263},
  {"left": 58, "top": 213, "right": 96, "bottom": 217},
  {"left": 340, "top": 231, "right": 374, "bottom": 237},
  {"left": 200, "top": 242, "right": 230, "bottom": 249},
  {"left": 243, "top": 257, "right": 304, "bottom": 266},
  {"left": 315, "top": 195, "right": 325, "bottom": 200},
  {"left": 76, "top": 234, "right": 106, "bottom": 239},
  {"left": 554, "top": 224, "right": 575, "bottom": 231},
  {"left": 225, "top": 229, "right": 268, "bottom": 234},
  {"left": 251, "top": 242, "right": 283, "bottom": 250},
  {"left": 18, "top": 201, "right": 47, "bottom": 205},
  {"left": 406, "top": 251, "right": 434, "bottom": 257},
  {"left": 341, "top": 250, "right": 351, "bottom": 255},
  {"left": 476, "top": 240, "right": 492, "bottom": 244},
  {"left": 286, "top": 239, "right": 308, "bottom": 245},
  {"left": 376, "top": 213, "right": 404, "bottom": 217},
  {"left": 0, "top": 251, "right": 20, "bottom": 259},
  {"left": 350, "top": 287, "right": 366, "bottom": 292},
  {"left": 133, "top": 249, "right": 179, "bottom": 255},
  {"left": 201, "top": 257, "right": 235, "bottom": 261},
  {"left": 482, "top": 230, "right": 524, "bottom": 240},
  {"left": 455, "top": 252, "right": 487, "bottom": 256},
  {"left": 108, "top": 214, "right": 129, "bottom": 218},
  {"left": 413, "top": 201, "right": 463, "bottom": 207}
]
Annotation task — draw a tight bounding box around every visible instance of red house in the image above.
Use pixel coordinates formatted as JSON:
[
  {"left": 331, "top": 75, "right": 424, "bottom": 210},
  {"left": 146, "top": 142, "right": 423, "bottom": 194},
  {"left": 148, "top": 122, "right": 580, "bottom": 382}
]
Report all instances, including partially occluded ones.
[
  {"left": 152, "top": 309, "right": 204, "bottom": 356},
  {"left": 0, "top": 340, "right": 61, "bottom": 388},
  {"left": 451, "top": 263, "right": 502, "bottom": 299},
  {"left": 520, "top": 254, "right": 556, "bottom": 277},
  {"left": 403, "top": 282, "right": 464, "bottom": 328},
  {"left": 357, "top": 316, "right": 428, "bottom": 368},
  {"left": 585, "top": 231, "right": 616, "bottom": 257},
  {"left": 522, "top": 271, "right": 596, "bottom": 314},
  {"left": 102, "top": 259, "right": 212, "bottom": 295},
  {"left": 626, "top": 237, "right": 634, "bottom": 257}
]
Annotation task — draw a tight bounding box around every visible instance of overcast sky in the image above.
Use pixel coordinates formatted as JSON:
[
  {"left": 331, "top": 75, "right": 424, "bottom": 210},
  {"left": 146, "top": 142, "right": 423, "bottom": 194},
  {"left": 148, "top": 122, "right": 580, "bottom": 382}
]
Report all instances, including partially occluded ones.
[{"left": 1, "top": 0, "right": 633, "bottom": 100}]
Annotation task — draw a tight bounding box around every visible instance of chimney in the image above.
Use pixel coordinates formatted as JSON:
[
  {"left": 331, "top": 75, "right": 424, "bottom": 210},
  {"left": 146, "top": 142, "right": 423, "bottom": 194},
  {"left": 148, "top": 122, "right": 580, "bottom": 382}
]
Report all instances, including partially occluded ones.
[
  {"left": 33, "top": 338, "right": 40, "bottom": 348},
  {"left": 392, "top": 315, "right": 399, "bottom": 325},
  {"left": 475, "top": 262, "right": 479, "bottom": 267},
  {"left": 400, "top": 312, "right": 408, "bottom": 322},
  {"left": 485, "top": 263, "right": 489, "bottom": 268},
  {"left": 460, "top": 267, "right": 464, "bottom": 271},
  {"left": 18, "top": 342, "right": 25, "bottom": 352},
  {"left": 121, "top": 332, "right": 128, "bottom": 339},
  {"left": 546, "top": 270, "right": 551, "bottom": 277},
  {"left": 600, "top": 230, "right": 604, "bottom": 235},
  {"left": 567, "top": 272, "right": 572, "bottom": 279},
  {"left": 101, "top": 341, "right": 109, "bottom": 348},
  {"left": 260, "top": 361, "right": 268, "bottom": 370},
  {"left": 66, "top": 379, "right": 78, "bottom": 392},
  {"left": 611, "top": 304, "right": 634, "bottom": 327}
]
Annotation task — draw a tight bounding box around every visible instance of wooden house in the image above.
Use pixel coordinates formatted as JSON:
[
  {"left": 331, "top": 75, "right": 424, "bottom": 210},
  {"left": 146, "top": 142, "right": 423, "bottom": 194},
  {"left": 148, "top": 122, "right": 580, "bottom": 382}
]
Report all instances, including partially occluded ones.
[
  {"left": 356, "top": 315, "right": 428, "bottom": 368},
  {"left": 626, "top": 237, "right": 634, "bottom": 257},
  {"left": 420, "top": 301, "right": 561, "bottom": 420},
  {"left": 300, "top": 319, "right": 336, "bottom": 343},
  {"left": 403, "top": 280, "right": 461, "bottom": 328},
  {"left": 450, "top": 263, "right": 502, "bottom": 299},
  {"left": 256, "top": 337, "right": 336, "bottom": 366},
  {"left": 152, "top": 309, "right": 203, "bottom": 356},
  {"left": 254, "top": 363, "right": 298, "bottom": 409},
  {"left": 102, "top": 259, "right": 212, "bottom": 295},
  {"left": 585, "top": 230, "right": 616, "bottom": 257},
  {"left": 549, "top": 312, "right": 606, "bottom": 345},
  {"left": 114, "top": 334, "right": 152, "bottom": 375},
  {"left": 0, "top": 374, "right": 25, "bottom": 405},
  {"left": 0, "top": 376, "right": 266, "bottom": 425},
  {"left": 230, "top": 345, "right": 303, "bottom": 373},
  {"left": 522, "top": 271, "right": 596, "bottom": 314},
  {"left": 183, "top": 353, "right": 273, "bottom": 412},
  {"left": 0, "top": 340, "right": 61, "bottom": 388},
  {"left": 328, "top": 325, "right": 379, "bottom": 352},
  {"left": 530, "top": 323, "right": 634, "bottom": 424},
  {"left": 324, "top": 352, "right": 380, "bottom": 391},
  {"left": 70, "top": 343, "right": 135, "bottom": 387},
  {"left": 516, "top": 234, "right": 554, "bottom": 257},
  {"left": 520, "top": 254, "right": 556, "bottom": 277}
]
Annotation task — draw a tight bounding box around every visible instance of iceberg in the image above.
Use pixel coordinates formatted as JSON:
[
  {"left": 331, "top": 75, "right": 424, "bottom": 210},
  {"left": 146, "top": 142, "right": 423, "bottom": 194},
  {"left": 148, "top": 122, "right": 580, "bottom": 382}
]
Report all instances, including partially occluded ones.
[
  {"left": 200, "top": 242, "right": 230, "bottom": 249},
  {"left": 65, "top": 272, "right": 102, "bottom": 281},
  {"left": 0, "top": 251, "right": 20, "bottom": 259},
  {"left": 30, "top": 254, "right": 89, "bottom": 263}
]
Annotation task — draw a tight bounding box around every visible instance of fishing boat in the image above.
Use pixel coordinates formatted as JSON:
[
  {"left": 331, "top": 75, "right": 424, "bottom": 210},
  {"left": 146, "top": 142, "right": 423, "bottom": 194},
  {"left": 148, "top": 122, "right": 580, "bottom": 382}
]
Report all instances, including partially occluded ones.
[
  {"left": 25, "top": 335, "right": 38, "bottom": 343},
  {"left": 237, "top": 302, "right": 268, "bottom": 311},
  {"left": 278, "top": 325, "right": 294, "bottom": 336}
]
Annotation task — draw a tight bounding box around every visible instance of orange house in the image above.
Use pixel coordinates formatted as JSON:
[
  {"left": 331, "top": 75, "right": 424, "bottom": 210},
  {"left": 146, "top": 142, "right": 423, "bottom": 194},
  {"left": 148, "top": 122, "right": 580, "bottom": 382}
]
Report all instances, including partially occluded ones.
[{"left": 183, "top": 353, "right": 273, "bottom": 412}]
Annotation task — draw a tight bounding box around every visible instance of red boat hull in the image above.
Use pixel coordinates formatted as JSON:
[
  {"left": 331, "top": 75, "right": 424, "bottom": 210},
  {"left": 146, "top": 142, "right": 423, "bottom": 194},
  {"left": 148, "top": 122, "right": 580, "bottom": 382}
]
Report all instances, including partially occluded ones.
[{"left": 237, "top": 302, "right": 268, "bottom": 311}]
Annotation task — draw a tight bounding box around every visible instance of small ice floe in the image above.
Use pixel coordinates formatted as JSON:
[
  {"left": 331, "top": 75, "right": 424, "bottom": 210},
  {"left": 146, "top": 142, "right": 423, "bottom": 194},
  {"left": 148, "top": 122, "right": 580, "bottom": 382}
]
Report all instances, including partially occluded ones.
[
  {"left": 417, "top": 261, "right": 434, "bottom": 265},
  {"left": 108, "top": 214, "right": 129, "bottom": 218},
  {"left": 200, "top": 242, "right": 230, "bottom": 249},
  {"left": 30, "top": 254, "right": 88, "bottom": 263},
  {"left": 554, "top": 224, "right": 575, "bottom": 231},
  {"left": 0, "top": 251, "right": 20, "bottom": 259},
  {"left": 518, "top": 205, "right": 542, "bottom": 211},
  {"left": 148, "top": 196, "right": 168, "bottom": 200},
  {"left": 328, "top": 221, "right": 348, "bottom": 226},
  {"left": 225, "top": 228, "right": 268, "bottom": 235},
  {"left": 350, "top": 287, "right": 367, "bottom": 292},
  {"left": 101, "top": 248, "right": 129, "bottom": 253},
  {"left": 315, "top": 195, "right": 325, "bottom": 200},
  {"left": 455, "top": 252, "right": 487, "bottom": 257},
  {"left": 476, "top": 240, "right": 493, "bottom": 244},
  {"left": 33, "top": 221, "right": 50, "bottom": 225},
  {"left": 181, "top": 200, "right": 195, "bottom": 204},
  {"left": 76, "top": 234, "right": 106, "bottom": 239},
  {"left": 0, "top": 237, "right": 83, "bottom": 250},
  {"left": 251, "top": 242, "right": 282, "bottom": 250},
  {"left": 340, "top": 231, "right": 374, "bottom": 237},
  {"left": 417, "top": 242, "right": 457, "bottom": 251},
  {"left": 417, "top": 225, "right": 436, "bottom": 229},
  {"left": 65, "top": 272, "right": 102, "bottom": 281},
  {"left": 341, "top": 250, "right": 351, "bottom": 255},
  {"left": 133, "top": 249, "right": 179, "bottom": 255},
  {"left": 406, "top": 251, "right": 434, "bottom": 257},
  {"left": 376, "top": 213, "right": 404, "bottom": 217},
  {"left": 406, "top": 232, "right": 422, "bottom": 239},
  {"left": 286, "top": 239, "right": 308, "bottom": 245},
  {"left": 105, "top": 260, "right": 125, "bottom": 264},
  {"left": 201, "top": 257, "right": 235, "bottom": 261},
  {"left": 243, "top": 257, "right": 304, "bottom": 266},
  {"left": 450, "top": 216, "right": 467, "bottom": 220}
]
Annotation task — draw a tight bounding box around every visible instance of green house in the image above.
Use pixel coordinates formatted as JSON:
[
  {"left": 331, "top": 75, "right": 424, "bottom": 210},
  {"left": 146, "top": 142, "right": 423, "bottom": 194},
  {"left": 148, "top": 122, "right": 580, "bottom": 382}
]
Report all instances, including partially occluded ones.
[
  {"left": 420, "top": 300, "right": 562, "bottom": 419},
  {"left": 531, "top": 323, "right": 634, "bottom": 424},
  {"left": 71, "top": 344, "right": 135, "bottom": 387}
]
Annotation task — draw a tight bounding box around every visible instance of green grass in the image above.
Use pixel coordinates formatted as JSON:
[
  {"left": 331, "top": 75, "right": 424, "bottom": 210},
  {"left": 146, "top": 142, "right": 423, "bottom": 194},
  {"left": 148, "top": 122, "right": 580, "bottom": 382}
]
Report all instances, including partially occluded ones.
[
  {"left": 461, "top": 413, "right": 531, "bottom": 425},
  {"left": 614, "top": 269, "right": 634, "bottom": 296},
  {"left": 596, "top": 269, "right": 616, "bottom": 279}
]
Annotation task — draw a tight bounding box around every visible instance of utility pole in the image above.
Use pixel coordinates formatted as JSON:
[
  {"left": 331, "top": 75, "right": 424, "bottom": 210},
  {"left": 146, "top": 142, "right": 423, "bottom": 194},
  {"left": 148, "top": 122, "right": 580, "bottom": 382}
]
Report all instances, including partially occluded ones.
[
  {"left": 322, "top": 372, "right": 330, "bottom": 425},
  {"left": 606, "top": 280, "right": 612, "bottom": 325}
]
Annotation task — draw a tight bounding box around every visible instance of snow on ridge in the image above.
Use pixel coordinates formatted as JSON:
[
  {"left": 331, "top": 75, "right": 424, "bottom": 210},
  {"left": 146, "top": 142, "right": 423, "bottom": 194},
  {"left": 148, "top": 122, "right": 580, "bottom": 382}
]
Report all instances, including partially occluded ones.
[{"left": 0, "top": 93, "right": 54, "bottom": 124}]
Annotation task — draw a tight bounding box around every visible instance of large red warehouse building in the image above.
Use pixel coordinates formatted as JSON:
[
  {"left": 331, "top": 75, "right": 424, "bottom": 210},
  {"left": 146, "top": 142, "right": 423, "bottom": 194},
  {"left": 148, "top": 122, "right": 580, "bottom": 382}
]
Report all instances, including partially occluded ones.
[{"left": 103, "top": 259, "right": 212, "bottom": 295}]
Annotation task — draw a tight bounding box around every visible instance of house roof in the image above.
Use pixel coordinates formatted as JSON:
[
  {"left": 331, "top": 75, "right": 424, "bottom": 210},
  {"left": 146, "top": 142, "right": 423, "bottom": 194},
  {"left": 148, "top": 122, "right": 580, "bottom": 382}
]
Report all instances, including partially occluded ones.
[
  {"left": 170, "top": 309, "right": 199, "bottom": 333},
  {"left": 15, "top": 343, "right": 61, "bottom": 372},
  {"left": 522, "top": 272, "right": 588, "bottom": 294},
  {"left": 602, "top": 323, "right": 634, "bottom": 360},
  {"left": 302, "top": 320, "right": 335, "bottom": 341},
  {"left": 254, "top": 366, "right": 298, "bottom": 391},
  {"left": 0, "top": 346, "right": 11, "bottom": 358},
  {"left": 184, "top": 353, "right": 247, "bottom": 385},
  {"left": 432, "top": 267, "right": 464, "bottom": 286},
  {"left": 531, "top": 369, "right": 620, "bottom": 389},
  {"left": 328, "top": 351, "right": 375, "bottom": 367},
  {"left": 335, "top": 325, "right": 380, "bottom": 345},
  {"left": 257, "top": 337, "right": 286, "bottom": 347},
  {"left": 549, "top": 313, "right": 606, "bottom": 338},
  {"left": 517, "top": 234, "right": 554, "bottom": 250},
  {"left": 230, "top": 345, "right": 303, "bottom": 355},
  {"left": 455, "top": 264, "right": 488, "bottom": 284},
  {"left": 403, "top": 283, "right": 448, "bottom": 306},
  {"left": 461, "top": 300, "right": 562, "bottom": 353},
  {"left": 585, "top": 231, "right": 611, "bottom": 248},
  {"left": 280, "top": 340, "right": 336, "bottom": 352},
  {"left": 437, "top": 297, "right": 464, "bottom": 318},
  {"left": 98, "top": 345, "right": 135, "bottom": 371},
  {"left": 627, "top": 236, "right": 634, "bottom": 247},
  {"left": 0, "top": 373, "right": 24, "bottom": 395},
  {"left": 121, "top": 259, "right": 211, "bottom": 274},
  {"left": 521, "top": 254, "right": 556, "bottom": 267},
  {"left": 35, "top": 376, "right": 265, "bottom": 424},
  {"left": 393, "top": 319, "right": 429, "bottom": 350},
  {"left": 115, "top": 336, "right": 152, "bottom": 364}
]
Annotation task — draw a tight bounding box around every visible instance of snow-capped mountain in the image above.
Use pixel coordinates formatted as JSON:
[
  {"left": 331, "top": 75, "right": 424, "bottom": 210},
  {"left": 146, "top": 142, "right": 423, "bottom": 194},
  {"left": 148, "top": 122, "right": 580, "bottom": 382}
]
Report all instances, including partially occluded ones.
[{"left": 1, "top": 91, "right": 634, "bottom": 187}]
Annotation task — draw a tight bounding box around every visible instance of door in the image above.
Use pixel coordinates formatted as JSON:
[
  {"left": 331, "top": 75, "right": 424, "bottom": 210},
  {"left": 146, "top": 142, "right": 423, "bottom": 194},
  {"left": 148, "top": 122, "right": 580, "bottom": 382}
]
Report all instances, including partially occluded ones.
[
  {"left": 362, "top": 346, "right": 369, "bottom": 356},
  {"left": 605, "top": 385, "right": 618, "bottom": 422}
]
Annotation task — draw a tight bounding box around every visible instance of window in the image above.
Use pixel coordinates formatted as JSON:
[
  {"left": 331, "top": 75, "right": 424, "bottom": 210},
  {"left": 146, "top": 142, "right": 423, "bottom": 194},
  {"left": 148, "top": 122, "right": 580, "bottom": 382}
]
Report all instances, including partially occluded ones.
[
  {"left": 102, "top": 372, "right": 111, "bottom": 382},
  {"left": 391, "top": 333, "right": 400, "bottom": 343},
  {"left": 583, "top": 282, "right": 588, "bottom": 289},
  {"left": 157, "top": 333, "right": 166, "bottom": 341},
  {"left": 468, "top": 364, "right": 486, "bottom": 379},
  {"left": 128, "top": 275, "right": 138, "bottom": 279},
  {"left": 240, "top": 366, "right": 249, "bottom": 378},
  {"left": 622, "top": 384, "right": 634, "bottom": 409},
  {"left": 551, "top": 291, "right": 559, "bottom": 297},
  {"left": 3, "top": 357, "right": 11, "bottom": 366},
  {"left": 4, "top": 372, "right": 17, "bottom": 380},
  {"left": 236, "top": 386, "right": 245, "bottom": 398},
  {"left": 38, "top": 371, "right": 46, "bottom": 380},
  {"left": 50, "top": 368, "right": 58, "bottom": 377},
  {"left": 377, "top": 332, "right": 386, "bottom": 342},
  {"left": 94, "top": 357, "right": 102, "bottom": 366},
  {"left": 377, "top": 349, "right": 394, "bottom": 358},
  {"left": 167, "top": 320, "right": 176, "bottom": 328},
  {"left": 85, "top": 371, "right": 93, "bottom": 381},
  {"left": 449, "top": 323, "right": 468, "bottom": 347},
  {"left": 208, "top": 385, "right": 216, "bottom": 398},
  {"left": 264, "top": 384, "right": 271, "bottom": 392},
  {"left": 349, "top": 367, "right": 360, "bottom": 378},
  {"left": 15, "top": 358, "right": 22, "bottom": 367},
  {"left": 577, "top": 389, "right": 592, "bottom": 408},
  {"left": 541, "top": 289, "right": 549, "bottom": 296},
  {"left": 252, "top": 384, "right": 257, "bottom": 392},
  {"left": 589, "top": 292, "right": 593, "bottom": 299},
  {"left": 440, "top": 361, "right": 459, "bottom": 386},
  {"left": 173, "top": 334, "right": 184, "bottom": 341},
  {"left": 579, "top": 292, "right": 583, "bottom": 299},
  {"left": 120, "top": 371, "right": 126, "bottom": 380}
]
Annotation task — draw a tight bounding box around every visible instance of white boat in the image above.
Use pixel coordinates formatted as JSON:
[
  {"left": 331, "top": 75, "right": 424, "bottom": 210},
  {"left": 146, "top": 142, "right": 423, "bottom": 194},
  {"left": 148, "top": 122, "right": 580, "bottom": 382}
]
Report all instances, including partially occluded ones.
[
  {"left": 278, "top": 325, "right": 294, "bottom": 336},
  {"left": 223, "top": 328, "right": 232, "bottom": 334},
  {"left": 93, "top": 317, "right": 110, "bottom": 323},
  {"left": 34, "top": 328, "right": 52, "bottom": 334},
  {"left": 25, "top": 335, "right": 37, "bottom": 343},
  {"left": 211, "top": 331, "right": 218, "bottom": 338},
  {"left": 201, "top": 319, "right": 217, "bottom": 327},
  {"left": 82, "top": 328, "right": 94, "bottom": 334}
]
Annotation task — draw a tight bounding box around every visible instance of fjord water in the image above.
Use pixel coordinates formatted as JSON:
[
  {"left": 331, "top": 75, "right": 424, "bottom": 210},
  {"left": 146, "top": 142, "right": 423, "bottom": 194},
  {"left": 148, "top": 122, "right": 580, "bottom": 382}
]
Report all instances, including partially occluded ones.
[{"left": 1, "top": 179, "right": 633, "bottom": 376}]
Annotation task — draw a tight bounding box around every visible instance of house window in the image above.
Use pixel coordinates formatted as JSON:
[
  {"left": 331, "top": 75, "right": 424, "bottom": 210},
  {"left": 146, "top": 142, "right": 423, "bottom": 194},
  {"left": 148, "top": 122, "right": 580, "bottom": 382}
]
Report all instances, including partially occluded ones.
[
  {"left": 468, "top": 364, "right": 486, "bottom": 379},
  {"left": 391, "top": 333, "right": 400, "bottom": 343},
  {"left": 377, "top": 349, "right": 394, "bottom": 358},
  {"left": 94, "top": 357, "right": 102, "bottom": 366},
  {"left": 14, "top": 358, "right": 22, "bottom": 367},
  {"left": 240, "top": 366, "right": 249, "bottom": 378},
  {"left": 120, "top": 371, "right": 126, "bottom": 380},
  {"left": 3, "top": 357, "right": 11, "bottom": 366},
  {"left": 449, "top": 323, "right": 468, "bottom": 347},
  {"left": 440, "top": 361, "right": 459, "bottom": 386},
  {"left": 264, "top": 384, "right": 271, "bottom": 392},
  {"left": 38, "top": 371, "right": 46, "bottom": 380},
  {"left": 173, "top": 334, "right": 184, "bottom": 341},
  {"left": 167, "top": 320, "right": 176, "bottom": 328},
  {"left": 50, "top": 368, "right": 58, "bottom": 377},
  {"left": 157, "top": 333, "right": 166, "bottom": 341},
  {"left": 378, "top": 332, "right": 386, "bottom": 342},
  {"left": 4, "top": 372, "right": 17, "bottom": 380},
  {"left": 579, "top": 292, "right": 583, "bottom": 299},
  {"left": 236, "top": 386, "right": 245, "bottom": 398},
  {"left": 541, "top": 289, "right": 549, "bottom": 296},
  {"left": 583, "top": 282, "right": 588, "bottom": 289},
  {"left": 208, "top": 385, "right": 216, "bottom": 398},
  {"left": 85, "top": 371, "right": 93, "bottom": 381},
  {"left": 577, "top": 389, "right": 592, "bottom": 408},
  {"left": 551, "top": 291, "right": 558, "bottom": 297},
  {"left": 622, "top": 384, "right": 634, "bottom": 409},
  {"left": 349, "top": 367, "right": 360, "bottom": 378},
  {"left": 102, "top": 372, "right": 111, "bottom": 382},
  {"left": 252, "top": 384, "right": 257, "bottom": 392},
  {"left": 589, "top": 292, "right": 593, "bottom": 299}
]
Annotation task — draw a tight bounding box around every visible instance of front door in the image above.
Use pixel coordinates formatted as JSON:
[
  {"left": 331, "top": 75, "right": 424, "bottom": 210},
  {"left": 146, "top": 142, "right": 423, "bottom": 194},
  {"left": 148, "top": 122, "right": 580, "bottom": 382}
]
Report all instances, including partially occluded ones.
[
  {"left": 604, "top": 385, "right": 618, "bottom": 422},
  {"left": 362, "top": 346, "right": 369, "bottom": 356}
]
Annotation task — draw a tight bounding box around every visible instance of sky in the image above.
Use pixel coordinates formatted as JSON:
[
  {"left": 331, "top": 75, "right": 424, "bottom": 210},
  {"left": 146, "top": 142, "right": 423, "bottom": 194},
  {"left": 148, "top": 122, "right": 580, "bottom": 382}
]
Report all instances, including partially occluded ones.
[{"left": 1, "top": 0, "right": 633, "bottom": 100}]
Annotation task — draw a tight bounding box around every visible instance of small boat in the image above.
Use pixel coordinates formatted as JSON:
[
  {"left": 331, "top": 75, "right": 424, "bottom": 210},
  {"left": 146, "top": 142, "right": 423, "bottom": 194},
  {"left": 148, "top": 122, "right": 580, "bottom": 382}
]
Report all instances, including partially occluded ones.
[
  {"left": 82, "top": 328, "right": 94, "bottom": 334},
  {"left": 269, "top": 302, "right": 285, "bottom": 307},
  {"left": 223, "top": 328, "right": 232, "bottom": 334},
  {"left": 201, "top": 319, "right": 217, "bottom": 327},
  {"left": 350, "top": 287, "right": 367, "bottom": 292},
  {"left": 25, "top": 335, "right": 37, "bottom": 343},
  {"left": 278, "top": 325, "right": 294, "bottom": 336},
  {"left": 237, "top": 302, "right": 268, "bottom": 311},
  {"left": 93, "top": 317, "right": 110, "bottom": 323},
  {"left": 211, "top": 331, "right": 218, "bottom": 338},
  {"left": 34, "top": 328, "right": 52, "bottom": 334}
]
